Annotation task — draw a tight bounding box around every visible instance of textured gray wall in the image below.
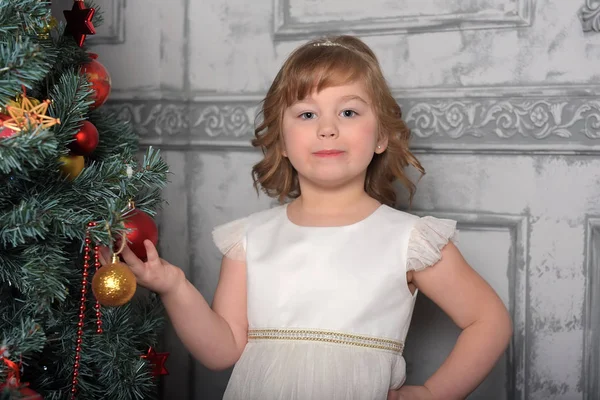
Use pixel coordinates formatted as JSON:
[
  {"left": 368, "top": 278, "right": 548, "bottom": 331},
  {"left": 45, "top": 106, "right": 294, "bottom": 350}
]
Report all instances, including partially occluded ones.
[{"left": 53, "top": 0, "right": 600, "bottom": 398}]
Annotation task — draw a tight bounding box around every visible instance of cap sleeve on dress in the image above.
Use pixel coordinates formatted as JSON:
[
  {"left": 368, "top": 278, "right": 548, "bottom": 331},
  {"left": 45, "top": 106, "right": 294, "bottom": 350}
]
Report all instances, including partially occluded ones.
[
  {"left": 406, "top": 216, "right": 458, "bottom": 272},
  {"left": 211, "top": 216, "right": 249, "bottom": 262}
]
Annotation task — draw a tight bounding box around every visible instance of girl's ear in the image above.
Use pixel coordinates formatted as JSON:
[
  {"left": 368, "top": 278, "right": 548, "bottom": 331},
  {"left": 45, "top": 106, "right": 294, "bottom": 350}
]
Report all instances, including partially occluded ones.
[{"left": 375, "top": 135, "right": 388, "bottom": 154}]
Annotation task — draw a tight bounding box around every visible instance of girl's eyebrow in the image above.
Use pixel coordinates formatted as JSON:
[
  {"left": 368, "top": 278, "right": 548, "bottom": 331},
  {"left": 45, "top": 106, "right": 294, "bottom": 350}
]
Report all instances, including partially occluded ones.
[
  {"left": 292, "top": 95, "right": 370, "bottom": 106},
  {"left": 339, "top": 95, "right": 369, "bottom": 105}
]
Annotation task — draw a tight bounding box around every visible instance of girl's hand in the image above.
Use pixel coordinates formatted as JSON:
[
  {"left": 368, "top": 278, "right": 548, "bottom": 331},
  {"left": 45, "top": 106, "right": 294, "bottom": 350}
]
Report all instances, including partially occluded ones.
[
  {"left": 99, "top": 240, "right": 184, "bottom": 296},
  {"left": 388, "top": 385, "right": 435, "bottom": 400}
]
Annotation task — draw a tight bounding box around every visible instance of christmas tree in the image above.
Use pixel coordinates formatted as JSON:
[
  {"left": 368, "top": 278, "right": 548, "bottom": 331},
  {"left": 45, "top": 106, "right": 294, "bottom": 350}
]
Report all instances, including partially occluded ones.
[{"left": 0, "top": 1, "right": 170, "bottom": 399}]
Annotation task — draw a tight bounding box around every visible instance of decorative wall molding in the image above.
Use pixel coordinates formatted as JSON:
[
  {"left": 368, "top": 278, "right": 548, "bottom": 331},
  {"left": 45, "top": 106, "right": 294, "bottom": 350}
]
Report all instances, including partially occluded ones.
[
  {"left": 88, "top": 0, "right": 126, "bottom": 45},
  {"left": 583, "top": 217, "right": 600, "bottom": 400},
  {"left": 105, "top": 99, "right": 259, "bottom": 146},
  {"left": 410, "top": 211, "right": 528, "bottom": 399},
  {"left": 403, "top": 97, "right": 600, "bottom": 140},
  {"left": 105, "top": 85, "right": 600, "bottom": 153},
  {"left": 273, "top": 0, "right": 532, "bottom": 40},
  {"left": 580, "top": 0, "right": 600, "bottom": 33}
]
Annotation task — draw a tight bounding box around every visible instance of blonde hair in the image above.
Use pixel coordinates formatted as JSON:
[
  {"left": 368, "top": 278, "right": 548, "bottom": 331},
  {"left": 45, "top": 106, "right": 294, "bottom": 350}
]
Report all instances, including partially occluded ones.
[{"left": 251, "top": 35, "right": 424, "bottom": 207}]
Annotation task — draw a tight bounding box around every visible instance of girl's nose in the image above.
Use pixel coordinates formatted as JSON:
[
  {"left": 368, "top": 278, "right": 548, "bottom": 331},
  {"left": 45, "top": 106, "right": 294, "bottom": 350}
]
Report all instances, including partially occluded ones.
[{"left": 317, "top": 123, "right": 339, "bottom": 139}]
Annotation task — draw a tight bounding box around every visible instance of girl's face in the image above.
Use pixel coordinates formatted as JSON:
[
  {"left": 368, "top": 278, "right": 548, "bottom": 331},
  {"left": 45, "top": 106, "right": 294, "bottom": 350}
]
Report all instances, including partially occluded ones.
[{"left": 281, "top": 82, "right": 387, "bottom": 191}]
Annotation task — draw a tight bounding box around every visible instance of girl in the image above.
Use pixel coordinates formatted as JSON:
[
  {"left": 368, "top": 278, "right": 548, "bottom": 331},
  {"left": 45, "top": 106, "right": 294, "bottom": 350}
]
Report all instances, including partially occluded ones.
[{"left": 107, "top": 36, "right": 512, "bottom": 399}]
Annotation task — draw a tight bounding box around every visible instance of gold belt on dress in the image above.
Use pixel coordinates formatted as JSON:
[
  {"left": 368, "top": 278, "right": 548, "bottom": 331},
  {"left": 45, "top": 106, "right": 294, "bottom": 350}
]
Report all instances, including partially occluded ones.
[{"left": 247, "top": 328, "right": 404, "bottom": 353}]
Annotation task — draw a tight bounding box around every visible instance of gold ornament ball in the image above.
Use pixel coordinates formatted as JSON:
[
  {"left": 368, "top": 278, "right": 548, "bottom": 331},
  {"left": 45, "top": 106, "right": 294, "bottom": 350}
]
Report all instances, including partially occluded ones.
[
  {"left": 92, "top": 262, "right": 137, "bottom": 307},
  {"left": 11, "top": 96, "right": 40, "bottom": 108},
  {"left": 39, "top": 16, "right": 58, "bottom": 39},
  {"left": 58, "top": 155, "right": 84, "bottom": 181}
]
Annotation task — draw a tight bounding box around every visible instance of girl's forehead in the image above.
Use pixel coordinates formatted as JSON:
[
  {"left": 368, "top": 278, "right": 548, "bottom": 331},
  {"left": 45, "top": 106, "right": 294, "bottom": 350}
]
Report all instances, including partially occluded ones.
[
  {"left": 292, "top": 83, "right": 371, "bottom": 103},
  {"left": 287, "top": 76, "right": 373, "bottom": 104},
  {"left": 283, "top": 61, "right": 371, "bottom": 102}
]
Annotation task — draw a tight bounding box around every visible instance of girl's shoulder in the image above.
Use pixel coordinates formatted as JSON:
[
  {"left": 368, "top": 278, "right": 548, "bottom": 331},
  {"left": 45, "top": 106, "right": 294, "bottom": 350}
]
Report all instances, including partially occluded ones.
[
  {"left": 405, "top": 213, "right": 458, "bottom": 272},
  {"left": 211, "top": 205, "right": 285, "bottom": 261},
  {"left": 376, "top": 206, "right": 458, "bottom": 271}
]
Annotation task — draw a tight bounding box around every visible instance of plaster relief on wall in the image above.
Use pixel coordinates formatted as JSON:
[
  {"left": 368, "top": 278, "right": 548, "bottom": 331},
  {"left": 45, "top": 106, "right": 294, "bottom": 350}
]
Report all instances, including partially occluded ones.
[
  {"left": 105, "top": 94, "right": 600, "bottom": 153},
  {"left": 274, "top": 0, "right": 532, "bottom": 39},
  {"left": 403, "top": 99, "right": 600, "bottom": 140},
  {"left": 580, "top": 0, "right": 600, "bottom": 32},
  {"left": 111, "top": 102, "right": 189, "bottom": 136},
  {"left": 107, "top": 99, "right": 258, "bottom": 142},
  {"left": 192, "top": 105, "right": 255, "bottom": 138}
]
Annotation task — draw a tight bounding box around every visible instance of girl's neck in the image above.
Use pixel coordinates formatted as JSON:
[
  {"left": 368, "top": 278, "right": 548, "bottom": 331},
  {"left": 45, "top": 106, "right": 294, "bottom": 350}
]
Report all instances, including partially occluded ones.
[
  {"left": 293, "top": 173, "right": 372, "bottom": 212},
  {"left": 289, "top": 178, "right": 381, "bottom": 216},
  {"left": 293, "top": 193, "right": 374, "bottom": 213},
  {"left": 287, "top": 193, "right": 381, "bottom": 227},
  {"left": 287, "top": 174, "right": 382, "bottom": 224}
]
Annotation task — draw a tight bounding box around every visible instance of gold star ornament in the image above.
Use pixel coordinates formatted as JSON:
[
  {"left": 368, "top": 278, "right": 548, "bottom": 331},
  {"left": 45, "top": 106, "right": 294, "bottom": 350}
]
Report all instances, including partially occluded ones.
[{"left": 1, "top": 93, "right": 61, "bottom": 132}]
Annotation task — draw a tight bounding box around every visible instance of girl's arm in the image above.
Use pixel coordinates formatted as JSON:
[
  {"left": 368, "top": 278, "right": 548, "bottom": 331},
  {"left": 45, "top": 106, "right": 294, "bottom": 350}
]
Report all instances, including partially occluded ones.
[
  {"left": 160, "top": 254, "right": 248, "bottom": 371},
  {"left": 117, "top": 241, "right": 248, "bottom": 371},
  {"left": 408, "top": 242, "right": 512, "bottom": 399}
]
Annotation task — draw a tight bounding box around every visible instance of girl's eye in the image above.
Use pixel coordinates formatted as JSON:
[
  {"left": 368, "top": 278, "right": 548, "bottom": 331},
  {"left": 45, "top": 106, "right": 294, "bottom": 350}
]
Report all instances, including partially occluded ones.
[
  {"left": 341, "top": 110, "right": 357, "bottom": 117},
  {"left": 299, "top": 112, "right": 316, "bottom": 120}
]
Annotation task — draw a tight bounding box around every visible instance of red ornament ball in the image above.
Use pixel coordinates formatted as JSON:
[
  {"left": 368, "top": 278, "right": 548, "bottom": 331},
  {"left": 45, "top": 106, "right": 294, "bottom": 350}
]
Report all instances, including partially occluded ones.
[
  {"left": 68, "top": 120, "right": 99, "bottom": 155},
  {"left": 16, "top": 387, "right": 42, "bottom": 400},
  {"left": 123, "top": 209, "right": 158, "bottom": 260},
  {"left": 81, "top": 53, "right": 111, "bottom": 109},
  {"left": 0, "top": 386, "right": 42, "bottom": 400},
  {"left": 0, "top": 113, "right": 18, "bottom": 138}
]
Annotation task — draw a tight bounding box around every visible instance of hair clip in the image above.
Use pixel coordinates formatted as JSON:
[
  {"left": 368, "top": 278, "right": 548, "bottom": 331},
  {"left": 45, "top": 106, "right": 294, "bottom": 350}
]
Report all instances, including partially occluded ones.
[{"left": 313, "top": 40, "right": 350, "bottom": 50}]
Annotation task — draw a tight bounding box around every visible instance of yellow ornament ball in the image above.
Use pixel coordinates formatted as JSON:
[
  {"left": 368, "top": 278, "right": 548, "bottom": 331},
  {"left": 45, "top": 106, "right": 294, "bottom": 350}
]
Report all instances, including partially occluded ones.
[
  {"left": 58, "top": 155, "right": 84, "bottom": 181},
  {"left": 39, "top": 16, "right": 58, "bottom": 39},
  {"left": 92, "top": 259, "right": 137, "bottom": 307},
  {"left": 10, "top": 95, "right": 40, "bottom": 109}
]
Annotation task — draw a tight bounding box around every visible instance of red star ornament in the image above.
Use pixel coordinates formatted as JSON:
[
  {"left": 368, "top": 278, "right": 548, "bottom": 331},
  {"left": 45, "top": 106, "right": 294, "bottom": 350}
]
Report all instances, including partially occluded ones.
[
  {"left": 63, "top": 0, "right": 96, "bottom": 47},
  {"left": 142, "top": 347, "right": 169, "bottom": 376}
]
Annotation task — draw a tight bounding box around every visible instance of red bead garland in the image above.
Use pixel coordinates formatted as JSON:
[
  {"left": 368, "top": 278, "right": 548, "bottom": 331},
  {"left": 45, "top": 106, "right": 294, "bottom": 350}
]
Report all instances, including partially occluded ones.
[
  {"left": 94, "top": 243, "right": 103, "bottom": 334},
  {"left": 71, "top": 221, "right": 103, "bottom": 398}
]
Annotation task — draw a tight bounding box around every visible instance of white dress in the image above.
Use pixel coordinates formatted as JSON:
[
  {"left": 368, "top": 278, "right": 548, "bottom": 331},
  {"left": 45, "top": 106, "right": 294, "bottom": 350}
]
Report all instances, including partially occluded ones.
[{"left": 212, "top": 204, "right": 457, "bottom": 400}]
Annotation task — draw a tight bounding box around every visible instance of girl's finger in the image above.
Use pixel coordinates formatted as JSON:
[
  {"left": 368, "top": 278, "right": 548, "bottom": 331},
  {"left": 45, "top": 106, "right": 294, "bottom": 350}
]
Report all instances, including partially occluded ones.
[
  {"left": 144, "top": 240, "right": 160, "bottom": 263},
  {"left": 98, "top": 246, "right": 111, "bottom": 265},
  {"left": 120, "top": 244, "right": 145, "bottom": 272}
]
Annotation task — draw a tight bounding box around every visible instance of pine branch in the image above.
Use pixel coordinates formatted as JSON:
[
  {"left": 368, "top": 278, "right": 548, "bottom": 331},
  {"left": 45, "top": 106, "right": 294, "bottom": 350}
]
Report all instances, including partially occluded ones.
[
  {"left": 89, "top": 108, "right": 139, "bottom": 157},
  {"left": 87, "top": 1, "right": 104, "bottom": 28},
  {"left": 0, "top": 36, "right": 56, "bottom": 105},
  {"left": 69, "top": 147, "right": 169, "bottom": 216},
  {"left": 40, "top": 24, "right": 90, "bottom": 94},
  {"left": 0, "top": 128, "right": 58, "bottom": 176},
  {"left": 48, "top": 70, "right": 94, "bottom": 142},
  {"left": 85, "top": 297, "right": 164, "bottom": 400},
  {"left": 0, "top": 189, "right": 103, "bottom": 249},
  {"left": 0, "top": 242, "right": 71, "bottom": 302},
  {"left": 1, "top": 147, "right": 169, "bottom": 249},
  {"left": 128, "top": 147, "right": 170, "bottom": 214},
  {"left": 9, "top": 242, "right": 72, "bottom": 303},
  {"left": 0, "top": 314, "right": 47, "bottom": 361},
  {"left": 0, "top": 194, "right": 63, "bottom": 247},
  {"left": 0, "top": 0, "right": 52, "bottom": 38}
]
